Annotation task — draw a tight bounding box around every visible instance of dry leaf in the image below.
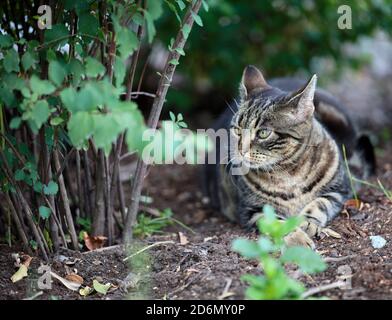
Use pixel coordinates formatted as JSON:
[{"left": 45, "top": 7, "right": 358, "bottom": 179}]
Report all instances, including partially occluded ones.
[
  {"left": 344, "top": 199, "right": 363, "bottom": 210},
  {"left": 83, "top": 232, "right": 107, "bottom": 251},
  {"left": 178, "top": 232, "right": 189, "bottom": 245},
  {"left": 203, "top": 236, "right": 217, "bottom": 242},
  {"left": 79, "top": 286, "right": 94, "bottom": 296},
  {"left": 10, "top": 254, "right": 32, "bottom": 283},
  {"left": 51, "top": 271, "right": 81, "bottom": 291},
  {"left": 11, "top": 265, "right": 28, "bottom": 283},
  {"left": 321, "top": 228, "right": 342, "bottom": 239},
  {"left": 65, "top": 273, "right": 84, "bottom": 285}
]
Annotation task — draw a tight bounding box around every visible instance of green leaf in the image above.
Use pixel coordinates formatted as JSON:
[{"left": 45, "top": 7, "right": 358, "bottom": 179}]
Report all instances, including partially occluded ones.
[
  {"left": 191, "top": 11, "right": 203, "bottom": 27},
  {"left": 93, "top": 279, "right": 111, "bottom": 295},
  {"left": 68, "top": 59, "right": 85, "bottom": 86},
  {"left": 165, "top": 0, "right": 181, "bottom": 23},
  {"left": 49, "top": 60, "right": 67, "bottom": 87},
  {"left": 92, "top": 114, "right": 125, "bottom": 154},
  {"left": 257, "top": 237, "right": 276, "bottom": 253},
  {"left": 30, "top": 76, "right": 56, "bottom": 95},
  {"left": 3, "top": 50, "right": 20, "bottom": 73},
  {"left": 279, "top": 216, "right": 303, "bottom": 237},
  {"left": 169, "top": 59, "right": 179, "bottom": 66},
  {"left": 10, "top": 117, "right": 22, "bottom": 129},
  {"left": 202, "top": 0, "right": 209, "bottom": 12},
  {"left": 67, "top": 112, "right": 95, "bottom": 147},
  {"left": 169, "top": 111, "right": 176, "bottom": 122},
  {"left": 44, "top": 24, "right": 69, "bottom": 44},
  {"left": 232, "top": 238, "right": 260, "bottom": 259},
  {"left": 0, "top": 85, "right": 16, "bottom": 106},
  {"left": 50, "top": 116, "right": 64, "bottom": 126},
  {"left": 39, "top": 206, "right": 51, "bottom": 219},
  {"left": 61, "top": 83, "right": 103, "bottom": 113},
  {"left": 60, "top": 87, "right": 77, "bottom": 111},
  {"left": 31, "top": 100, "right": 50, "bottom": 129},
  {"left": 0, "top": 34, "right": 13, "bottom": 48},
  {"left": 144, "top": 11, "right": 156, "bottom": 44},
  {"left": 175, "top": 47, "right": 185, "bottom": 56},
  {"left": 175, "top": 0, "right": 186, "bottom": 10},
  {"left": 114, "top": 56, "right": 126, "bottom": 87},
  {"left": 147, "top": 0, "right": 163, "bottom": 20},
  {"left": 33, "top": 181, "right": 43, "bottom": 193},
  {"left": 22, "top": 51, "right": 37, "bottom": 71},
  {"left": 177, "top": 121, "right": 187, "bottom": 128},
  {"left": 182, "top": 24, "right": 191, "bottom": 39},
  {"left": 3, "top": 73, "right": 25, "bottom": 91},
  {"left": 281, "top": 246, "right": 327, "bottom": 274},
  {"left": 78, "top": 12, "right": 99, "bottom": 36},
  {"left": 43, "top": 181, "right": 59, "bottom": 195},
  {"left": 14, "top": 169, "right": 26, "bottom": 181},
  {"left": 30, "top": 100, "right": 50, "bottom": 124},
  {"left": 85, "top": 57, "right": 105, "bottom": 78},
  {"left": 116, "top": 28, "right": 139, "bottom": 59}
]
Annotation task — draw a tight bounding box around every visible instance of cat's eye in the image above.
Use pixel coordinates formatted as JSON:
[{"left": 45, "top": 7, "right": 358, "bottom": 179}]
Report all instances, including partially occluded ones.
[
  {"left": 258, "top": 129, "right": 272, "bottom": 139},
  {"left": 232, "top": 126, "right": 242, "bottom": 136}
]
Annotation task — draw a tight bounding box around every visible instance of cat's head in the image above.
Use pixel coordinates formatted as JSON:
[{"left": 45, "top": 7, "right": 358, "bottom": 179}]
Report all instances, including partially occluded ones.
[{"left": 231, "top": 65, "right": 317, "bottom": 170}]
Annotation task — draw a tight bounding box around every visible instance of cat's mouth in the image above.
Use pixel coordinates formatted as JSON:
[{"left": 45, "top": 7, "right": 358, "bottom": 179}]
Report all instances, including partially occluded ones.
[{"left": 237, "top": 152, "right": 279, "bottom": 170}]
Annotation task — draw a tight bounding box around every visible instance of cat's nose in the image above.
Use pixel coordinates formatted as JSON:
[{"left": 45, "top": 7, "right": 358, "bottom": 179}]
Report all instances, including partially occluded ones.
[{"left": 239, "top": 134, "right": 251, "bottom": 156}]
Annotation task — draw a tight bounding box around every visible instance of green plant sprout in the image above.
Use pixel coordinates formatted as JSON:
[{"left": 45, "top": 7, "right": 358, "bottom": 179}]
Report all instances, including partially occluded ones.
[
  {"left": 133, "top": 208, "right": 194, "bottom": 238},
  {"left": 232, "top": 205, "right": 326, "bottom": 300},
  {"left": 342, "top": 145, "right": 392, "bottom": 203}
]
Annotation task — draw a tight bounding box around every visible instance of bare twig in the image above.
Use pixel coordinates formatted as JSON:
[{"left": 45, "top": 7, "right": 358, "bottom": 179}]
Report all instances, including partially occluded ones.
[
  {"left": 218, "top": 278, "right": 234, "bottom": 300},
  {"left": 92, "top": 150, "right": 106, "bottom": 237},
  {"left": 323, "top": 255, "right": 355, "bottom": 263},
  {"left": 168, "top": 270, "right": 211, "bottom": 298},
  {"left": 5, "top": 193, "right": 31, "bottom": 254},
  {"left": 23, "top": 291, "right": 43, "bottom": 300},
  {"left": 53, "top": 148, "right": 79, "bottom": 250},
  {"left": 123, "top": 241, "right": 175, "bottom": 262},
  {"left": 301, "top": 281, "right": 346, "bottom": 299},
  {"left": 123, "top": 0, "right": 203, "bottom": 244},
  {"left": 0, "top": 152, "right": 49, "bottom": 261}
]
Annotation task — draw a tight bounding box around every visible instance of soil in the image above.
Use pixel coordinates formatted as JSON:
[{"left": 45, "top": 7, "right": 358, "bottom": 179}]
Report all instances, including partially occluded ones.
[{"left": 1, "top": 145, "right": 391, "bottom": 300}]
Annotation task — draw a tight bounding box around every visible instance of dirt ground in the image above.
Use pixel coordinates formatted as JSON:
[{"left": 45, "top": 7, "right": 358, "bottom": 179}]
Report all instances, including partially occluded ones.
[{"left": 1, "top": 145, "right": 391, "bottom": 300}]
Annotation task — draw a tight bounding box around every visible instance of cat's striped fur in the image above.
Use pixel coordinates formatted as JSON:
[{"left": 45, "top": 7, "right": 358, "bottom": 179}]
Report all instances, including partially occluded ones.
[{"left": 204, "top": 66, "right": 375, "bottom": 247}]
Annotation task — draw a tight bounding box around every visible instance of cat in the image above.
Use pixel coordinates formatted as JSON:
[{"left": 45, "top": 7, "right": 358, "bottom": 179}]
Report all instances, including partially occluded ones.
[{"left": 203, "top": 65, "right": 375, "bottom": 247}]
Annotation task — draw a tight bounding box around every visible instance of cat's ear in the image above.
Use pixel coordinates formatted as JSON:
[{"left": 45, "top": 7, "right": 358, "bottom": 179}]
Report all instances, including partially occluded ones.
[
  {"left": 239, "top": 65, "right": 269, "bottom": 100},
  {"left": 287, "top": 74, "right": 317, "bottom": 122}
]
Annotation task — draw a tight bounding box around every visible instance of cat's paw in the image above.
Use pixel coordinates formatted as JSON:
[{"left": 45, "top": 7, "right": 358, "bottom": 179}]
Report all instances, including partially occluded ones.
[
  {"left": 284, "top": 228, "right": 316, "bottom": 249},
  {"left": 299, "top": 220, "right": 322, "bottom": 238}
]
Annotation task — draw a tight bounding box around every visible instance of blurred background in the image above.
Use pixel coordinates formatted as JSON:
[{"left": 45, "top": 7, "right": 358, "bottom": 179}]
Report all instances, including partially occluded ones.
[{"left": 136, "top": 0, "right": 392, "bottom": 144}]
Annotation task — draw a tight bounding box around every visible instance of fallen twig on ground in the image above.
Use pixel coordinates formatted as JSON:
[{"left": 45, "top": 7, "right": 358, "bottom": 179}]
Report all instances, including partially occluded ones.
[
  {"left": 323, "top": 255, "right": 355, "bottom": 263},
  {"left": 123, "top": 241, "right": 175, "bottom": 262},
  {"left": 218, "top": 278, "right": 234, "bottom": 300},
  {"left": 301, "top": 280, "right": 346, "bottom": 299}
]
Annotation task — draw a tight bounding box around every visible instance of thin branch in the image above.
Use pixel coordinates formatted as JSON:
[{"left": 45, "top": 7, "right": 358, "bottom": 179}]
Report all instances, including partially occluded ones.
[
  {"left": 0, "top": 152, "right": 49, "bottom": 261},
  {"left": 301, "top": 281, "right": 346, "bottom": 299},
  {"left": 123, "top": 0, "right": 203, "bottom": 244},
  {"left": 123, "top": 241, "right": 175, "bottom": 262},
  {"left": 53, "top": 148, "right": 79, "bottom": 250}
]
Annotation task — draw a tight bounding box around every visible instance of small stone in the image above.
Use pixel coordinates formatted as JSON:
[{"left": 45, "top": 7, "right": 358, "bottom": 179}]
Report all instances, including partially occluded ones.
[{"left": 370, "top": 235, "right": 387, "bottom": 249}]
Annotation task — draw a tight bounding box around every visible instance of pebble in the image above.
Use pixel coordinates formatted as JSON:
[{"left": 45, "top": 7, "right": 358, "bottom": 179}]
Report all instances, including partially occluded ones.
[{"left": 370, "top": 235, "right": 387, "bottom": 249}]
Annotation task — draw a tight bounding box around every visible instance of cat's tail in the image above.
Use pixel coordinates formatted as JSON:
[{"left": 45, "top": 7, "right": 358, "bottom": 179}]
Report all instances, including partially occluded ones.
[{"left": 349, "top": 134, "right": 376, "bottom": 182}]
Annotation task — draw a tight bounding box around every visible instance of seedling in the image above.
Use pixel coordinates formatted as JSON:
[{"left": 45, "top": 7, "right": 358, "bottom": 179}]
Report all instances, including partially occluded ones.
[
  {"left": 133, "top": 208, "right": 194, "bottom": 238},
  {"left": 232, "top": 205, "right": 326, "bottom": 300}
]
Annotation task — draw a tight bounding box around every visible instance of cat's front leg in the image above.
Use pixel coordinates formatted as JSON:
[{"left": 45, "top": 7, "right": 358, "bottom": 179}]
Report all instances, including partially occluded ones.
[{"left": 285, "top": 197, "right": 342, "bottom": 248}]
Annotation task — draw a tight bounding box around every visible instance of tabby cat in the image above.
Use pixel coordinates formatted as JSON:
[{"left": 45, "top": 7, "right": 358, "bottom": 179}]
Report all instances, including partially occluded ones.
[{"left": 204, "top": 65, "right": 375, "bottom": 247}]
